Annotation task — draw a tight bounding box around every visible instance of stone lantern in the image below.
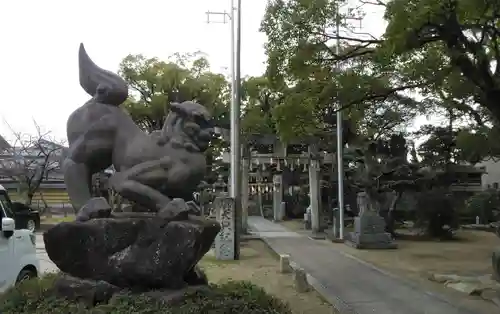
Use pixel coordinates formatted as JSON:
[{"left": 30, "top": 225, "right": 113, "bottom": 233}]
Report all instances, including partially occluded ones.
[{"left": 213, "top": 174, "right": 228, "bottom": 195}]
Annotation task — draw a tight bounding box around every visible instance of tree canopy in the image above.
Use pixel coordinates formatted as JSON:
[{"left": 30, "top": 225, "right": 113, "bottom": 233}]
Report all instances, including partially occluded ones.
[
  {"left": 117, "top": 0, "right": 500, "bottom": 163},
  {"left": 119, "top": 52, "right": 230, "bottom": 133},
  {"left": 383, "top": 0, "right": 500, "bottom": 118},
  {"left": 260, "top": 0, "right": 500, "bottom": 160},
  {"left": 260, "top": 0, "right": 426, "bottom": 143}
]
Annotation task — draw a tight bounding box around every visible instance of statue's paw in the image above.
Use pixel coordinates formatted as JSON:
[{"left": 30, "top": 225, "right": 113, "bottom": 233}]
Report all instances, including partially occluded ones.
[
  {"left": 158, "top": 198, "right": 190, "bottom": 221},
  {"left": 76, "top": 197, "right": 112, "bottom": 222},
  {"left": 184, "top": 265, "right": 208, "bottom": 286}
]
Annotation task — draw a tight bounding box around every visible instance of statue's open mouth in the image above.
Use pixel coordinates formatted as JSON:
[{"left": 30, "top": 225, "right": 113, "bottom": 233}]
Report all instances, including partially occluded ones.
[
  {"left": 196, "top": 140, "right": 210, "bottom": 152},
  {"left": 193, "top": 132, "right": 213, "bottom": 152}
]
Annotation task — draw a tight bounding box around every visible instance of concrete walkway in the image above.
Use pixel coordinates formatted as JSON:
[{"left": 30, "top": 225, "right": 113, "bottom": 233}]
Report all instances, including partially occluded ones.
[
  {"left": 248, "top": 216, "right": 478, "bottom": 314},
  {"left": 36, "top": 233, "right": 59, "bottom": 274}
]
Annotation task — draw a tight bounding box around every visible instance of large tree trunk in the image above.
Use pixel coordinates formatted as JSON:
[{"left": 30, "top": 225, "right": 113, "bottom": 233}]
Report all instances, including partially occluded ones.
[
  {"left": 484, "top": 90, "right": 500, "bottom": 123},
  {"left": 384, "top": 191, "right": 402, "bottom": 237}
]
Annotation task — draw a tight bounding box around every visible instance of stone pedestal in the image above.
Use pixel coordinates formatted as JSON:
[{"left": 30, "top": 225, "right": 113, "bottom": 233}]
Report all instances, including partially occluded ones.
[
  {"left": 214, "top": 196, "right": 236, "bottom": 260},
  {"left": 44, "top": 211, "right": 220, "bottom": 290},
  {"left": 345, "top": 210, "right": 397, "bottom": 249}
]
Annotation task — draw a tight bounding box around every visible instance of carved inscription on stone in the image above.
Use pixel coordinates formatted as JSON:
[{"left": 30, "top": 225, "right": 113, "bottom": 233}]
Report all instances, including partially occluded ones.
[{"left": 214, "top": 196, "right": 235, "bottom": 260}]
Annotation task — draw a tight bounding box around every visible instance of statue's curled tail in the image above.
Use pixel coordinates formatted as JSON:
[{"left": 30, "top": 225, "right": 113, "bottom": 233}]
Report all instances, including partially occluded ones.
[{"left": 79, "top": 43, "right": 128, "bottom": 106}]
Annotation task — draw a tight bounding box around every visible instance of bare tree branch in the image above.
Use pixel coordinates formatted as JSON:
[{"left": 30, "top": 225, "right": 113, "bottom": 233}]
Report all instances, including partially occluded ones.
[
  {"left": 359, "top": 0, "right": 387, "bottom": 6},
  {"left": 0, "top": 120, "right": 66, "bottom": 204}
]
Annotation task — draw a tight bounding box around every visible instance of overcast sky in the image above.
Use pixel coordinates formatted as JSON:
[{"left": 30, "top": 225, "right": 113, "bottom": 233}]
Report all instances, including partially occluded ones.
[{"left": 0, "top": 0, "right": 418, "bottom": 143}]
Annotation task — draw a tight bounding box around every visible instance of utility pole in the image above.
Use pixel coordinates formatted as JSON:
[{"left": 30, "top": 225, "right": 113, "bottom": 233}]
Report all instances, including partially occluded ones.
[
  {"left": 335, "top": 2, "right": 345, "bottom": 241},
  {"left": 334, "top": 3, "right": 363, "bottom": 240},
  {"left": 234, "top": 0, "right": 242, "bottom": 241},
  {"left": 206, "top": 0, "right": 242, "bottom": 260}
]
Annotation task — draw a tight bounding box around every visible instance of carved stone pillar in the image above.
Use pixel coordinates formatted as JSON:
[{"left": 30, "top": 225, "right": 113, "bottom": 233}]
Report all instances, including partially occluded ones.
[
  {"left": 308, "top": 144, "right": 321, "bottom": 233},
  {"left": 273, "top": 174, "right": 284, "bottom": 221},
  {"left": 241, "top": 145, "right": 250, "bottom": 233},
  {"left": 214, "top": 196, "right": 235, "bottom": 260},
  {"left": 273, "top": 140, "right": 286, "bottom": 221}
]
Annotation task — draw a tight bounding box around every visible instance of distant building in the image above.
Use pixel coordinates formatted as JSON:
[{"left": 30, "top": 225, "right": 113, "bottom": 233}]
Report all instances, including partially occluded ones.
[
  {"left": 475, "top": 158, "right": 500, "bottom": 189},
  {"left": 0, "top": 136, "right": 70, "bottom": 208},
  {"left": 0, "top": 134, "right": 10, "bottom": 150},
  {"left": 443, "top": 164, "right": 484, "bottom": 193}
]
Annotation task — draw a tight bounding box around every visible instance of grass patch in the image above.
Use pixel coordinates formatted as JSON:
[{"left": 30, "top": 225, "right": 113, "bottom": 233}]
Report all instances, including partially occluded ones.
[
  {"left": 200, "top": 240, "right": 333, "bottom": 314},
  {"left": 200, "top": 254, "right": 242, "bottom": 265},
  {"left": 0, "top": 273, "right": 292, "bottom": 314},
  {"left": 41, "top": 215, "right": 75, "bottom": 224}
]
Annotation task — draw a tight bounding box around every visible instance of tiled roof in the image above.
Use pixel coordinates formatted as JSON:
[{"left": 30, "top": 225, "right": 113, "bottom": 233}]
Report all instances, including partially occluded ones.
[{"left": 0, "top": 134, "right": 10, "bottom": 150}]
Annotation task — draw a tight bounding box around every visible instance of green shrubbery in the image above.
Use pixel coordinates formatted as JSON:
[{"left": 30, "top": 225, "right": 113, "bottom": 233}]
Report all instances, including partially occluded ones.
[
  {"left": 464, "top": 188, "right": 500, "bottom": 224},
  {"left": 415, "top": 189, "right": 458, "bottom": 239},
  {"left": 0, "top": 273, "right": 292, "bottom": 314}
]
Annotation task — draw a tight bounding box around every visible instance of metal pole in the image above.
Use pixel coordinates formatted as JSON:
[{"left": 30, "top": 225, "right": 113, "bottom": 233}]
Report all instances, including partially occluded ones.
[
  {"left": 230, "top": 0, "right": 235, "bottom": 108},
  {"left": 335, "top": 4, "right": 345, "bottom": 240},
  {"left": 230, "top": 0, "right": 242, "bottom": 259},
  {"left": 204, "top": 1, "right": 241, "bottom": 260}
]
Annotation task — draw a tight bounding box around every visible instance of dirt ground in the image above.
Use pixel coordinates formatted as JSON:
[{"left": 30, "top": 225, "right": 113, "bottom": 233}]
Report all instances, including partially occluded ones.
[
  {"left": 281, "top": 219, "right": 496, "bottom": 276},
  {"left": 200, "top": 240, "right": 334, "bottom": 314},
  {"left": 333, "top": 230, "right": 496, "bottom": 277},
  {"left": 331, "top": 230, "right": 500, "bottom": 313},
  {"left": 280, "top": 219, "right": 499, "bottom": 313}
]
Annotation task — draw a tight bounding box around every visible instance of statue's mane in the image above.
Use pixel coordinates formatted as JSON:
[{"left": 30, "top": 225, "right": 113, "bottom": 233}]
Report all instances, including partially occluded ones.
[
  {"left": 153, "top": 101, "right": 212, "bottom": 152},
  {"left": 155, "top": 110, "right": 198, "bottom": 151}
]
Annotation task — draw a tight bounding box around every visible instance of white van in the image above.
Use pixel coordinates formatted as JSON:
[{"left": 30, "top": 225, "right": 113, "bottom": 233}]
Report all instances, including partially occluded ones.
[{"left": 0, "top": 184, "right": 40, "bottom": 292}]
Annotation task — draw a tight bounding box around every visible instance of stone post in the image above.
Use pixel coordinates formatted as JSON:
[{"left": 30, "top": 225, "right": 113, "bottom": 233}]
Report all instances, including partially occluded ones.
[
  {"left": 273, "top": 174, "right": 284, "bottom": 221},
  {"left": 279, "top": 254, "right": 292, "bottom": 273},
  {"left": 308, "top": 144, "right": 321, "bottom": 233},
  {"left": 241, "top": 145, "right": 250, "bottom": 233},
  {"left": 293, "top": 267, "right": 310, "bottom": 292},
  {"left": 272, "top": 180, "right": 282, "bottom": 222},
  {"left": 214, "top": 196, "right": 236, "bottom": 260}
]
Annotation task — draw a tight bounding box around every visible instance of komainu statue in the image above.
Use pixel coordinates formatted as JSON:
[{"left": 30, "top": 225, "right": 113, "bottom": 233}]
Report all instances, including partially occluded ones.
[
  {"left": 43, "top": 44, "right": 221, "bottom": 302},
  {"left": 63, "top": 43, "right": 214, "bottom": 220}
]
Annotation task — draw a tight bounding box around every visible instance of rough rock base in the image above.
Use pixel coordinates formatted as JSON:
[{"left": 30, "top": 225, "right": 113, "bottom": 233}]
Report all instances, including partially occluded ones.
[{"left": 44, "top": 213, "right": 220, "bottom": 291}]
